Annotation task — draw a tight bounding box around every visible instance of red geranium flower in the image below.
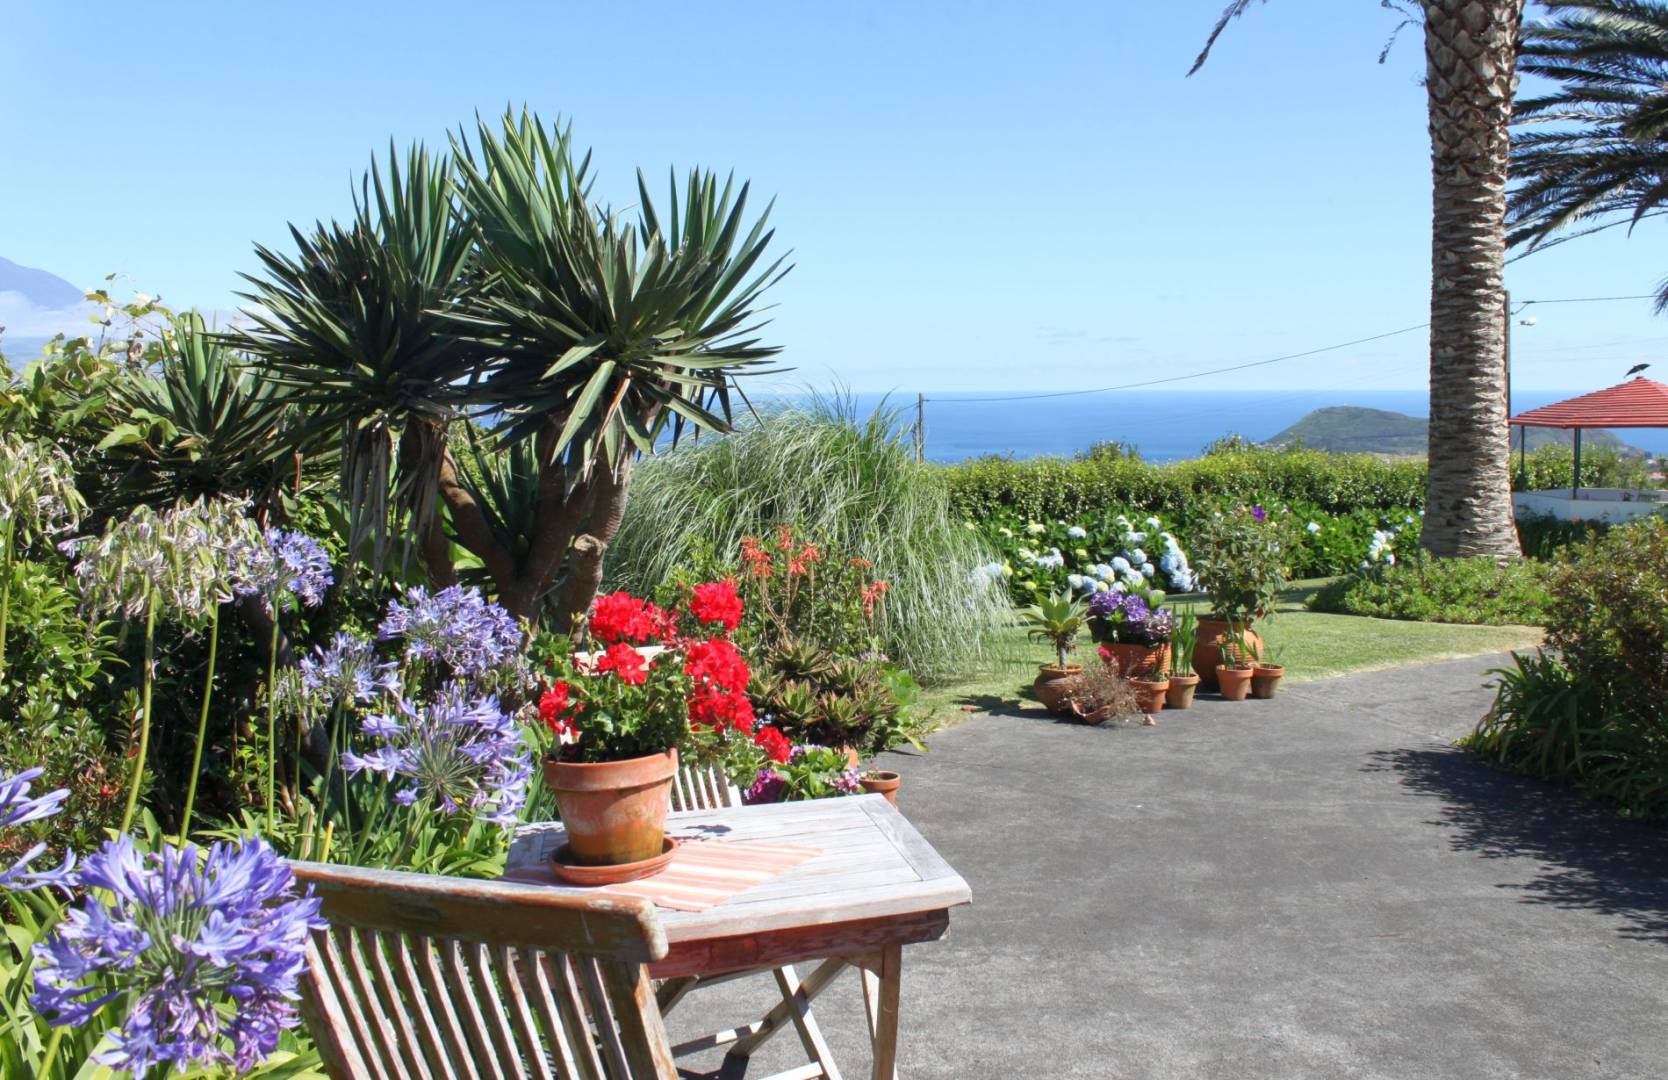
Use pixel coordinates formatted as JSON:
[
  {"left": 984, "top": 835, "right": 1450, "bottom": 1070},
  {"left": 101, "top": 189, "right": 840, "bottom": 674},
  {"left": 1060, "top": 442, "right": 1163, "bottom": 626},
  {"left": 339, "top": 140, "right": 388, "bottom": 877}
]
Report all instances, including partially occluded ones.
[
  {"left": 684, "top": 637, "right": 750, "bottom": 694},
  {"left": 595, "top": 642, "right": 649, "bottom": 685},
  {"left": 690, "top": 687, "right": 755, "bottom": 734},
  {"left": 753, "top": 725, "right": 792, "bottom": 763},
  {"left": 539, "top": 681, "right": 580, "bottom": 743},
  {"left": 688, "top": 579, "right": 744, "bottom": 632},
  {"left": 589, "top": 591, "right": 664, "bottom": 645}
]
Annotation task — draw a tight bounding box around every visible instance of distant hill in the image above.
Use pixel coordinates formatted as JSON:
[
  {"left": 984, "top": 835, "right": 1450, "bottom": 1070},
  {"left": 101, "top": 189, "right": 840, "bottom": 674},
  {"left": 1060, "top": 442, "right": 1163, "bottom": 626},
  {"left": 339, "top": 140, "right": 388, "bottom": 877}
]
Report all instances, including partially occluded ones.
[
  {"left": 0, "top": 256, "right": 82, "bottom": 308},
  {"left": 1267, "top": 405, "right": 1642, "bottom": 456}
]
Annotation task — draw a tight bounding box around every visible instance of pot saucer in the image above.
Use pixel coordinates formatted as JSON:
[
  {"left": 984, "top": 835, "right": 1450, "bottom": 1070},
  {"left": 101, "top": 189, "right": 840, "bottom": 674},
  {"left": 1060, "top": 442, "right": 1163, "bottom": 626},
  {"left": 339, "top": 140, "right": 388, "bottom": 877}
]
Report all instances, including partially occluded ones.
[{"left": 549, "top": 837, "right": 678, "bottom": 886}]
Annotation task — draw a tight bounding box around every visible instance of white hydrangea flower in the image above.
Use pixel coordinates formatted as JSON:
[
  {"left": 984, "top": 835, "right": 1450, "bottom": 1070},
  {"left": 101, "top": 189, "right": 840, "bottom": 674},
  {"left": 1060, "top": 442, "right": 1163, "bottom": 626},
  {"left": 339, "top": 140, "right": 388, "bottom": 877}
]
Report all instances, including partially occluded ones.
[
  {"left": 1306, "top": 522, "right": 1322, "bottom": 534},
  {"left": 1111, "top": 556, "right": 1131, "bottom": 573},
  {"left": 1066, "top": 525, "right": 1087, "bottom": 540}
]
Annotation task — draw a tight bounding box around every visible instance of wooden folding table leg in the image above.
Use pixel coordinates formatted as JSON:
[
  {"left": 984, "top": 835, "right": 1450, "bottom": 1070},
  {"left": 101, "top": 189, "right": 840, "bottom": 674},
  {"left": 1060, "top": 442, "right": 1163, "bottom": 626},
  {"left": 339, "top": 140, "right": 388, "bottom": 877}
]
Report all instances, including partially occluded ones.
[
  {"left": 724, "top": 958, "right": 847, "bottom": 1064},
  {"left": 860, "top": 945, "right": 901, "bottom": 1080},
  {"left": 774, "top": 963, "right": 844, "bottom": 1080}
]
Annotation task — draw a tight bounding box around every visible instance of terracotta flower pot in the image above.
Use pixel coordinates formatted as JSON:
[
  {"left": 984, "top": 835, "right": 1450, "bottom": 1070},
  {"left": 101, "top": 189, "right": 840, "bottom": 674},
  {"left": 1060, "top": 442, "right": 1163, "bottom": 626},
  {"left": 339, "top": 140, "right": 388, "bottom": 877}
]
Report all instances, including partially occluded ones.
[
  {"left": 1216, "top": 665, "right": 1254, "bottom": 702},
  {"left": 860, "top": 770, "right": 901, "bottom": 804},
  {"left": 1132, "top": 677, "right": 1170, "bottom": 713},
  {"left": 543, "top": 747, "right": 678, "bottom": 866},
  {"left": 1033, "top": 664, "right": 1083, "bottom": 715},
  {"left": 1070, "top": 701, "right": 1116, "bottom": 726},
  {"left": 1100, "top": 642, "right": 1171, "bottom": 680},
  {"left": 1165, "top": 672, "right": 1201, "bottom": 710},
  {"left": 1251, "top": 665, "right": 1286, "bottom": 700},
  {"left": 1193, "top": 620, "right": 1262, "bottom": 689}
]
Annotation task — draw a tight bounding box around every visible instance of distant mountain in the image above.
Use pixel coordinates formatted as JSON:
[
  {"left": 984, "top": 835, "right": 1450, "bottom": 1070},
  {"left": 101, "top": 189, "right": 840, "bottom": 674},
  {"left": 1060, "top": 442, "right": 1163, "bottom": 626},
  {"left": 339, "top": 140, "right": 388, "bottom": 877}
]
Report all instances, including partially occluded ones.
[
  {"left": 0, "top": 256, "right": 83, "bottom": 309},
  {"left": 1267, "top": 405, "right": 1641, "bottom": 456}
]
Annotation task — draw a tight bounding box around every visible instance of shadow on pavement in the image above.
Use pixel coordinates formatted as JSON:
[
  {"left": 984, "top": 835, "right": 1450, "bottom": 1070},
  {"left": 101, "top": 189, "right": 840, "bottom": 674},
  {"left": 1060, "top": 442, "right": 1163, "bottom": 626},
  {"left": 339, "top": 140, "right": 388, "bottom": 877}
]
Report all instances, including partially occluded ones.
[{"left": 1367, "top": 744, "right": 1668, "bottom": 943}]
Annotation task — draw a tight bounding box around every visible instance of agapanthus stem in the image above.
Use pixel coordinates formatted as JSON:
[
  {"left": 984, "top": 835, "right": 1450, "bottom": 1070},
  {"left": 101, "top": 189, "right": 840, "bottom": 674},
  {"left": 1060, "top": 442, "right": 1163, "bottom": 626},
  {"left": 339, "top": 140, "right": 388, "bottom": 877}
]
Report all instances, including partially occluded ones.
[
  {"left": 0, "top": 518, "right": 15, "bottom": 694},
  {"left": 39, "top": 1027, "right": 63, "bottom": 1077},
  {"left": 119, "top": 597, "right": 158, "bottom": 834},
  {"left": 178, "top": 604, "right": 221, "bottom": 844},
  {"left": 265, "top": 613, "right": 281, "bottom": 836}
]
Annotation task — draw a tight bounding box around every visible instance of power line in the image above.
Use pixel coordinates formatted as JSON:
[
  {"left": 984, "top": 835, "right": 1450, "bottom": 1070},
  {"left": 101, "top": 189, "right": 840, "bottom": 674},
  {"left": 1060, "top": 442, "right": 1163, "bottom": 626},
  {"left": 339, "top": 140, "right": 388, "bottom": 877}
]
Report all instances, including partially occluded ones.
[{"left": 930, "top": 292, "right": 1659, "bottom": 406}]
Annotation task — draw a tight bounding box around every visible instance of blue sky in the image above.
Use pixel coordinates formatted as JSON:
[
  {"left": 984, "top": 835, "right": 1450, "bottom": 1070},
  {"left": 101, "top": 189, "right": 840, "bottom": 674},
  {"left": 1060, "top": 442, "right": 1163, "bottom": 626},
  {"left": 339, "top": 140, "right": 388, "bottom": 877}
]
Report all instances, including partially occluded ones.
[{"left": 3, "top": 0, "right": 1665, "bottom": 394}]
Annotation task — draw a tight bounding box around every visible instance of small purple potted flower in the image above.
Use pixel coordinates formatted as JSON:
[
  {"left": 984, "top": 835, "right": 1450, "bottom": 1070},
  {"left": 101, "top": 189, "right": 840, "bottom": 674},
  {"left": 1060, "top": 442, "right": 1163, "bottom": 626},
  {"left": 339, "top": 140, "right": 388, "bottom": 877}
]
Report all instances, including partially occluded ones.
[{"left": 1089, "top": 591, "right": 1176, "bottom": 681}]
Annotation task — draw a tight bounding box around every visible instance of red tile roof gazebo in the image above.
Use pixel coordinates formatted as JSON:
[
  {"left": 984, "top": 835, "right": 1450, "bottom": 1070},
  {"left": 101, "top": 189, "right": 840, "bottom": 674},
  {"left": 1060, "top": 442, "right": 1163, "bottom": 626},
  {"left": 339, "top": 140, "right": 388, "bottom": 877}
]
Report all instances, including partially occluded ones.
[{"left": 1509, "top": 376, "right": 1668, "bottom": 497}]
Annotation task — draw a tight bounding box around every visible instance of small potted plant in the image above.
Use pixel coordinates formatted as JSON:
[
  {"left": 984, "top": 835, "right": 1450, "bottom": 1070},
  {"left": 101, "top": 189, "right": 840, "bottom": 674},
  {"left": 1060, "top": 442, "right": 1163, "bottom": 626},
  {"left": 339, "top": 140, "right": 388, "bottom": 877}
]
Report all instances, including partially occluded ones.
[
  {"left": 1187, "top": 506, "right": 1291, "bottom": 687},
  {"left": 1133, "top": 667, "right": 1170, "bottom": 714},
  {"left": 539, "top": 584, "right": 753, "bottom": 880},
  {"left": 1087, "top": 589, "right": 1172, "bottom": 678},
  {"left": 1021, "top": 592, "right": 1088, "bottom": 715},
  {"left": 1166, "top": 610, "right": 1202, "bottom": 709},
  {"left": 735, "top": 743, "right": 865, "bottom": 803},
  {"left": 1069, "top": 654, "right": 1140, "bottom": 725},
  {"left": 1215, "top": 626, "right": 1257, "bottom": 702},
  {"left": 1251, "top": 635, "right": 1286, "bottom": 699}
]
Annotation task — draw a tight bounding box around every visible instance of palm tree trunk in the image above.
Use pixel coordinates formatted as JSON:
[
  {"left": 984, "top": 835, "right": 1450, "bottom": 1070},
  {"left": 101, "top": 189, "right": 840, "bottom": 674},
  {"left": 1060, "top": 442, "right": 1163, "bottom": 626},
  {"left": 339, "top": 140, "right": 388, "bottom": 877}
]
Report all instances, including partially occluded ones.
[{"left": 1420, "top": 0, "right": 1524, "bottom": 558}]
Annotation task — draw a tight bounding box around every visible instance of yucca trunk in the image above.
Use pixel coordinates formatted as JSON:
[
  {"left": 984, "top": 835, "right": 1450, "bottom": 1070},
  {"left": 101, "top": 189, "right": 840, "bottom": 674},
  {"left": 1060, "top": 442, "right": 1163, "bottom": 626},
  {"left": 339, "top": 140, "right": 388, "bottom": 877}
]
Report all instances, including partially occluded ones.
[{"left": 1420, "top": 0, "right": 1525, "bottom": 558}]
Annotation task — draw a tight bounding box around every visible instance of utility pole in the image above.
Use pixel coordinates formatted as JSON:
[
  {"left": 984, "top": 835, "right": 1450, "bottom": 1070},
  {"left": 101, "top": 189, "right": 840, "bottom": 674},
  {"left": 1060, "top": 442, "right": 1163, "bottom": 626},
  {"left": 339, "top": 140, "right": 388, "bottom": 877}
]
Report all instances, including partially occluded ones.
[{"left": 916, "top": 393, "right": 926, "bottom": 462}]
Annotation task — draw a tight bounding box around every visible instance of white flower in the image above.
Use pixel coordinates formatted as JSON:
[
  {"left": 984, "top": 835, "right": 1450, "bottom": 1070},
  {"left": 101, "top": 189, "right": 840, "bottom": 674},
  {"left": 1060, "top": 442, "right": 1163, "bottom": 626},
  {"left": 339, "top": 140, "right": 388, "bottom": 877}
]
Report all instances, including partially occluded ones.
[
  {"left": 1026, "top": 522, "right": 1047, "bottom": 536},
  {"left": 1067, "top": 573, "right": 1088, "bottom": 590},
  {"left": 1066, "top": 525, "right": 1087, "bottom": 540},
  {"left": 1129, "top": 549, "right": 1147, "bottom": 565},
  {"left": 1092, "top": 563, "right": 1115, "bottom": 580},
  {"left": 1141, "top": 562, "right": 1154, "bottom": 577},
  {"left": 1360, "top": 559, "right": 1371, "bottom": 570},
  {"left": 1306, "top": 522, "right": 1322, "bottom": 534},
  {"left": 1385, "top": 553, "right": 1396, "bottom": 565},
  {"left": 1111, "top": 556, "right": 1131, "bottom": 573},
  {"left": 1145, "top": 516, "right": 1162, "bottom": 529}
]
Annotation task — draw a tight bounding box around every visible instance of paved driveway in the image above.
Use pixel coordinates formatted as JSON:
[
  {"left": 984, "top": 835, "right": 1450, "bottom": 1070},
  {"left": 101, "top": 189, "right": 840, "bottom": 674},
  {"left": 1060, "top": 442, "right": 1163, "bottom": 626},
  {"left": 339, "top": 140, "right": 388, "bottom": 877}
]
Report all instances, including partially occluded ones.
[{"left": 675, "top": 654, "right": 1668, "bottom": 1079}]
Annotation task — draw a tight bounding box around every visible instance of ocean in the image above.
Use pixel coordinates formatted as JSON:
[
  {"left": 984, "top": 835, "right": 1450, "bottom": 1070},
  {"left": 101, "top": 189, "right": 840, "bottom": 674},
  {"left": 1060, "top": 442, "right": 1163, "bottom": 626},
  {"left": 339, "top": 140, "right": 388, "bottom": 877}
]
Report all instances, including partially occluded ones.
[{"left": 830, "top": 389, "right": 1668, "bottom": 463}]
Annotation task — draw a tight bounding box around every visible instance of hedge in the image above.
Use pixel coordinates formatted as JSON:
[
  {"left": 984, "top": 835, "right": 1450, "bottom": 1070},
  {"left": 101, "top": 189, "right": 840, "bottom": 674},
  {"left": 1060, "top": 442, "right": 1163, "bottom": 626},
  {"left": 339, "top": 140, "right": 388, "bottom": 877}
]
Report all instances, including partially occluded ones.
[
  {"left": 937, "top": 447, "right": 1426, "bottom": 521},
  {"left": 937, "top": 443, "right": 1652, "bottom": 523}
]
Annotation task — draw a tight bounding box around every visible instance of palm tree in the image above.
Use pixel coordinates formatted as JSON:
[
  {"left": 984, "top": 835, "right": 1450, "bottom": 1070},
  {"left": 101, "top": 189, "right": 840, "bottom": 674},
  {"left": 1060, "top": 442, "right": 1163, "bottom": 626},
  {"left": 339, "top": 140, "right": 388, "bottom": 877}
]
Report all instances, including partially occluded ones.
[
  {"left": 1193, "top": 1, "right": 1525, "bottom": 558},
  {"left": 1508, "top": 0, "right": 1668, "bottom": 309}
]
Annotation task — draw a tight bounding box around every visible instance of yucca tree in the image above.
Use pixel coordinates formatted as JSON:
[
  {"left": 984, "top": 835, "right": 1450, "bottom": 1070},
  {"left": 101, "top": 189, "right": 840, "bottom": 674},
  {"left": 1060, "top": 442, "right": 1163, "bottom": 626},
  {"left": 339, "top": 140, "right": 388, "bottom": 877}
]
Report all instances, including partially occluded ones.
[
  {"left": 1194, "top": 1, "right": 1525, "bottom": 558},
  {"left": 233, "top": 142, "right": 487, "bottom": 562},
  {"left": 1509, "top": 0, "right": 1668, "bottom": 307},
  {"left": 237, "top": 111, "right": 789, "bottom": 623}
]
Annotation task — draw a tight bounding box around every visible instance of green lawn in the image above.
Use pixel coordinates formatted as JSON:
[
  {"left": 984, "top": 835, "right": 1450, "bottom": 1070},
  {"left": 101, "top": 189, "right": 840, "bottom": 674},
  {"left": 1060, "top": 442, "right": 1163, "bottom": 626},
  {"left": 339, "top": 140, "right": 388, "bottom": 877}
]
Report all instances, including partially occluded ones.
[{"left": 918, "top": 579, "right": 1543, "bottom": 724}]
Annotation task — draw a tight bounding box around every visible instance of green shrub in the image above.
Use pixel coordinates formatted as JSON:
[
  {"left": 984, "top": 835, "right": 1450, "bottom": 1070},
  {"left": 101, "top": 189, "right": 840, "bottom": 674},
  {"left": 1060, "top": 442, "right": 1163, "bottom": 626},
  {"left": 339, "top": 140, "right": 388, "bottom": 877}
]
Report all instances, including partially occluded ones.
[
  {"left": 1544, "top": 517, "right": 1668, "bottom": 725},
  {"left": 608, "top": 399, "right": 1009, "bottom": 682},
  {"left": 1465, "top": 518, "right": 1668, "bottom": 817},
  {"left": 1466, "top": 651, "right": 1668, "bottom": 820},
  {"left": 1309, "top": 554, "right": 1553, "bottom": 625},
  {"left": 1515, "top": 513, "right": 1610, "bottom": 561},
  {"left": 939, "top": 445, "right": 1426, "bottom": 523},
  {"left": 1513, "top": 442, "right": 1652, "bottom": 492}
]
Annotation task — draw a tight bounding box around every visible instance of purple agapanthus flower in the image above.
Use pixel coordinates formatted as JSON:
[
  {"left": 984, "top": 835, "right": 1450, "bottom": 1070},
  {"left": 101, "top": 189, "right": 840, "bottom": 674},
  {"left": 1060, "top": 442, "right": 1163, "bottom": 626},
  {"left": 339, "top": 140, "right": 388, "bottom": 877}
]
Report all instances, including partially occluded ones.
[
  {"left": 298, "top": 631, "right": 397, "bottom": 707},
  {"left": 232, "top": 528, "right": 333, "bottom": 611},
  {"left": 1251, "top": 505, "right": 1267, "bottom": 523},
  {"left": 377, "top": 585, "right": 523, "bottom": 677},
  {"left": 0, "top": 767, "right": 75, "bottom": 890},
  {"left": 340, "top": 682, "right": 531, "bottom": 826},
  {"left": 30, "top": 835, "right": 324, "bottom": 1076}
]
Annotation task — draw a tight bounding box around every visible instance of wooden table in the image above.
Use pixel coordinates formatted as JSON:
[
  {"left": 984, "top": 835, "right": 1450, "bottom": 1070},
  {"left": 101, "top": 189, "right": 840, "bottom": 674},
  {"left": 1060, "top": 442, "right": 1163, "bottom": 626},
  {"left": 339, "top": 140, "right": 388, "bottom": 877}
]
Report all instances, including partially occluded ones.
[{"left": 505, "top": 793, "right": 971, "bottom": 1080}]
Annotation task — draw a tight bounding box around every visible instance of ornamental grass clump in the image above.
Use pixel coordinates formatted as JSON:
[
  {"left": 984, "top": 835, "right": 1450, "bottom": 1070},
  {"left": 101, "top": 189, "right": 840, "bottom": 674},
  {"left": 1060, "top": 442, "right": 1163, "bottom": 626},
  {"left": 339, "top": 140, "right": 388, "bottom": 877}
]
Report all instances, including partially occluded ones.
[{"left": 609, "top": 397, "right": 1008, "bottom": 681}]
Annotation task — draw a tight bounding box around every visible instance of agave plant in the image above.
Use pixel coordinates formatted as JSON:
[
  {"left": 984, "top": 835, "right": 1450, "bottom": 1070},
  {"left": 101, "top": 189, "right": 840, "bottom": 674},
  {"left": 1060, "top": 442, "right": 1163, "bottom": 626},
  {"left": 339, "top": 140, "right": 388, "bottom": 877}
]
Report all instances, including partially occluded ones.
[{"left": 102, "top": 313, "right": 322, "bottom": 512}]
